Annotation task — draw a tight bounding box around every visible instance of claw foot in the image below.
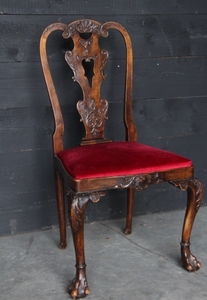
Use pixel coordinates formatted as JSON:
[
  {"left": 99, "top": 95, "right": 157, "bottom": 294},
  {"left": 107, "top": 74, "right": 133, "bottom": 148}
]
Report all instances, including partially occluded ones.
[
  {"left": 181, "top": 243, "right": 201, "bottom": 272},
  {"left": 59, "top": 242, "right": 67, "bottom": 250},
  {"left": 124, "top": 227, "right": 132, "bottom": 235},
  {"left": 67, "top": 271, "right": 90, "bottom": 299}
]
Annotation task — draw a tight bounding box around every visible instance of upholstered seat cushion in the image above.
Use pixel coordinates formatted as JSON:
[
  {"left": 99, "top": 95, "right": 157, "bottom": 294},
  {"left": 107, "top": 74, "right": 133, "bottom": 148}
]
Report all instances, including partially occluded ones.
[{"left": 56, "top": 141, "right": 192, "bottom": 180}]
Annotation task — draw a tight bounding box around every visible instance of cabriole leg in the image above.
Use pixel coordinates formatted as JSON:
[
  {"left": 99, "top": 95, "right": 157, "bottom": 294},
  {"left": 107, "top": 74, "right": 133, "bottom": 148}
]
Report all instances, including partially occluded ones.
[
  {"left": 124, "top": 187, "right": 135, "bottom": 235},
  {"left": 55, "top": 170, "right": 67, "bottom": 249},
  {"left": 170, "top": 179, "right": 204, "bottom": 272},
  {"left": 67, "top": 193, "right": 90, "bottom": 299},
  {"left": 67, "top": 191, "right": 105, "bottom": 299}
]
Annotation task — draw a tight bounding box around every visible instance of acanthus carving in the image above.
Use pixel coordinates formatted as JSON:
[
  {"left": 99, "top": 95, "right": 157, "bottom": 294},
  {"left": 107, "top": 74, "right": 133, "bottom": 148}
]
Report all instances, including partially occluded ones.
[
  {"left": 116, "top": 173, "right": 163, "bottom": 191},
  {"left": 170, "top": 179, "right": 203, "bottom": 212},
  {"left": 65, "top": 51, "right": 77, "bottom": 81},
  {"left": 77, "top": 98, "right": 108, "bottom": 137},
  {"left": 79, "top": 38, "right": 93, "bottom": 56},
  {"left": 68, "top": 190, "right": 105, "bottom": 234}
]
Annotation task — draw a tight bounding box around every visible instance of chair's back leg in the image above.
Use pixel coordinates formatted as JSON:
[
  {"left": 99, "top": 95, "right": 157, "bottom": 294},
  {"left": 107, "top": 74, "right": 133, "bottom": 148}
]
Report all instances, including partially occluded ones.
[
  {"left": 55, "top": 170, "right": 67, "bottom": 249},
  {"left": 124, "top": 187, "right": 135, "bottom": 235}
]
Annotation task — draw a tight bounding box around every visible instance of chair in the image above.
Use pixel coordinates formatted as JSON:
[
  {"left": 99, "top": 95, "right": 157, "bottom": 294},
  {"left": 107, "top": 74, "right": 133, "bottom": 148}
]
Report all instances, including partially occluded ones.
[{"left": 40, "top": 19, "right": 204, "bottom": 299}]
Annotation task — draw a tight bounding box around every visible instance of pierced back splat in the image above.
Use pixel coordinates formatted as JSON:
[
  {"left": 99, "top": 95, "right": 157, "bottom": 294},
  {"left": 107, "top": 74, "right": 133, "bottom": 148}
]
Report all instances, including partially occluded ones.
[
  {"left": 64, "top": 20, "right": 110, "bottom": 145},
  {"left": 40, "top": 19, "right": 136, "bottom": 153}
]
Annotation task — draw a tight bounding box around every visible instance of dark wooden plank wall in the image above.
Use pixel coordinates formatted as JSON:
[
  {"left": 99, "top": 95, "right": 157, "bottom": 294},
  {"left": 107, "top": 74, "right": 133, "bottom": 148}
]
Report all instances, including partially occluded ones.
[{"left": 1, "top": 1, "right": 207, "bottom": 236}]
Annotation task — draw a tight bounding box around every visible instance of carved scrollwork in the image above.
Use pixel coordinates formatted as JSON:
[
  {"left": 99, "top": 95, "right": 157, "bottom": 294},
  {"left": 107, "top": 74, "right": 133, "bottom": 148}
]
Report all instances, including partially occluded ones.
[
  {"left": 62, "top": 19, "right": 108, "bottom": 39},
  {"left": 77, "top": 98, "right": 108, "bottom": 137},
  {"left": 77, "top": 55, "right": 98, "bottom": 63},
  {"left": 65, "top": 50, "right": 77, "bottom": 81},
  {"left": 68, "top": 190, "right": 105, "bottom": 234},
  {"left": 79, "top": 38, "right": 93, "bottom": 56},
  {"left": 65, "top": 51, "right": 98, "bottom": 82},
  {"left": 63, "top": 19, "right": 110, "bottom": 141},
  {"left": 116, "top": 173, "right": 163, "bottom": 191},
  {"left": 170, "top": 179, "right": 203, "bottom": 212},
  {"left": 75, "top": 19, "right": 101, "bottom": 35}
]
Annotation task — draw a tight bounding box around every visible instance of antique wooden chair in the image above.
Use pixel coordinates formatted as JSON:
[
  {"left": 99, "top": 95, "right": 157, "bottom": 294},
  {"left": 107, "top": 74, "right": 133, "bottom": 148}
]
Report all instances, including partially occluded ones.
[{"left": 40, "top": 19, "right": 204, "bottom": 299}]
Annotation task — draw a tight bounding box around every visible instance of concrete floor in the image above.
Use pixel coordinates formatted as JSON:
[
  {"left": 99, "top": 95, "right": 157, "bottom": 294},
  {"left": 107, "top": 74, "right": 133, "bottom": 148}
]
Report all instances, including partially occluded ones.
[{"left": 1, "top": 207, "right": 207, "bottom": 300}]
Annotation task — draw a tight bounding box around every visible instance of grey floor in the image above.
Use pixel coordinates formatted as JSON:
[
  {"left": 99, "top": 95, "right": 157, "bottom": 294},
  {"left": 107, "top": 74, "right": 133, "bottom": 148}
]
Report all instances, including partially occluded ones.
[{"left": 1, "top": 207, "right": 207, "bottom": 300}]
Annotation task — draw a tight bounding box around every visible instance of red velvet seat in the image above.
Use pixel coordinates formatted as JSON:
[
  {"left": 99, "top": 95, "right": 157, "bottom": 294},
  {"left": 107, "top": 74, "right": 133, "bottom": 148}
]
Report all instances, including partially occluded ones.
[
  {"left": 57, "top": 142, "right": 192, "bottom": 180},
  {"left": 40, "top": 19, "right": 203, "bottom": 299}
]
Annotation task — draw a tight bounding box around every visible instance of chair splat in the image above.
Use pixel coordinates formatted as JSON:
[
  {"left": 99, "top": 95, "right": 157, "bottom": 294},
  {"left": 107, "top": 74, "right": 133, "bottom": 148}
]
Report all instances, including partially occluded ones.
[{"left": 64, "top": 19, "right": 110, "bottom": 144}]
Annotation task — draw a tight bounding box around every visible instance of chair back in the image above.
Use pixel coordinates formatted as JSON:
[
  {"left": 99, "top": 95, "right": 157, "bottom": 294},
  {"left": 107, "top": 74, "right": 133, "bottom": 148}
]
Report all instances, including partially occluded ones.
[{"left": 40, "top": 19, "right": 137, "bottom": 153}]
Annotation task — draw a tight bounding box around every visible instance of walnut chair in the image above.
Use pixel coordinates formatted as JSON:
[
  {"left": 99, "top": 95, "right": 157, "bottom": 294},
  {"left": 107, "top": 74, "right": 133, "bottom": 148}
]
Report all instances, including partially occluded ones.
[{"left": 40, "top": 19, "right": 204, "bottom": 299}]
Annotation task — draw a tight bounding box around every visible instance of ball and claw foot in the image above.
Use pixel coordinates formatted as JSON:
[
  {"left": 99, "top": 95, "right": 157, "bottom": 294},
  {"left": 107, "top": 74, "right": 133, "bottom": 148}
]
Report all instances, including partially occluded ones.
[
  {"left": 59, "top": 242, "right": 67, "bottom": 250},
  {"left": 124, "top": 227, "right": 132, "bottom": 235},
  {"left": 181, "top": 244, "right": 201, "bottom": 272},
  {"left": 67, "top": 276, "right": 90, "bottom": 299}
]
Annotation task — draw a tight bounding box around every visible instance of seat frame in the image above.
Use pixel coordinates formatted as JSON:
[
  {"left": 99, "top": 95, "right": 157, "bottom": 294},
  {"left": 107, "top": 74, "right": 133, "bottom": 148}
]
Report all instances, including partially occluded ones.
[{"left": 40, "top": 19, "right": 204, "bottom": 299}]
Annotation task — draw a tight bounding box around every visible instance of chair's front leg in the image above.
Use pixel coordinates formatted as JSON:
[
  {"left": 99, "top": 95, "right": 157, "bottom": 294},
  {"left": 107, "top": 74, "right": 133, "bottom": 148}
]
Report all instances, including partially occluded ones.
[
  {"left": 67, "top": 192, "right": 90, "bottom": 299},
  {"left": 170, "top": 179, "right": 204, "bottom": 272},
  {"left": 67, "top": 190, "right": 105, "bottom": 299}
]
